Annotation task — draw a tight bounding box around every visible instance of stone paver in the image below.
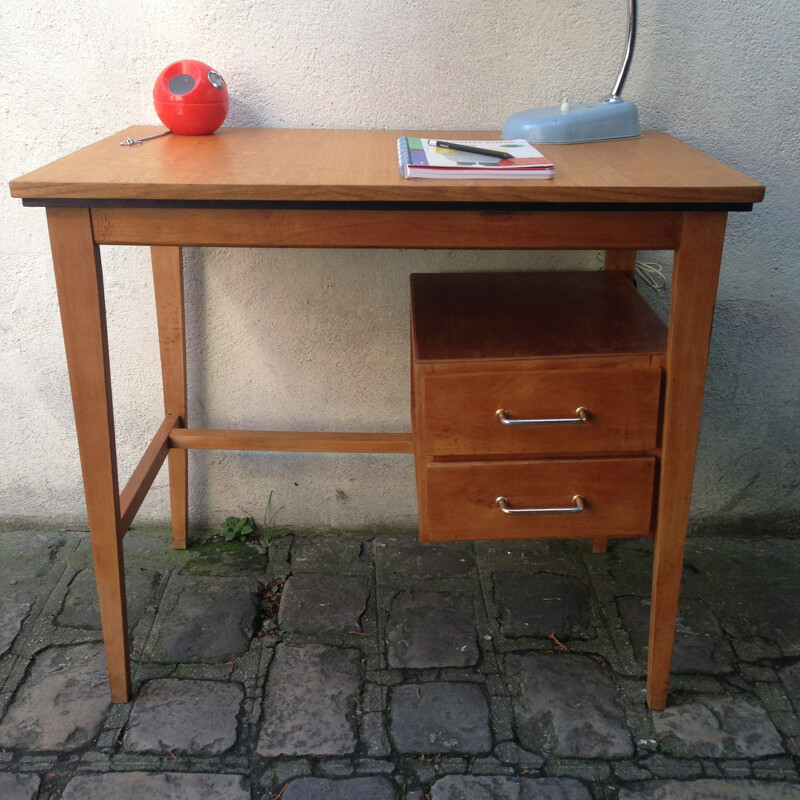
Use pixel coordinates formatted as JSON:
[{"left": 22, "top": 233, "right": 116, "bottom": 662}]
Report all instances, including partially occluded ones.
[
  {"left": 506, "top": 652, "right": 633, "bottom": 758},
  {"left": 430, "top": 775, "right": 592, "bottom": 800},
  {"left": 0, "top": 601, "right": 30, "bottom": 656},
  {"left": 180, "top": 540, "right": 268, "bottom": 576},
  {"left": 617, "top": 596, "right": 734, "bottom": 674},
  {"left": 779, "top": 661, "right": 800, "bottom": 713},
  {"left": 57, "top": 566, "right": 160, "bottom": 629},
  {"left": 494, "top": 741, "right": 546, "bottom": 769},
  {"left": 281, "top": 776, "right": 397, "bottom": 799},
  {"left": 494, "top": 572, "right": 591, "bottom": 639},
  {"left": 60, "top": 772, "right": 250, "bottom": 799},
  {"left": 154, "top": 576, "right": 259, "bottom": 662},
  {"left": 278, "top": 573, "right": 369, "bottom": 634},
  {"left": 390, "top": 682, "right": 491, "bottom": 754},
  {"left": 386, "top": 591, "right": 478, "bottom": 668},
  {"left": 290, "top": 535, "right": 363, "bottom": 570},
  {"left": 652, "top": 695, "right": 784, "bottom": 758},
  {"left": 618, "top": 779, "right": 800, "bottom": 799},
  {"left": 0, "top": 531, "right": 66, "bottom": 603},
  {"left": 0, "top": 532, "right": 66, "bottom": 655},
  {"left": 0, "top": 643, "right": 109, "bottom": 751},
  {"left": 0, "top": 774, "right": 40, "bottom": 800},
  {"left": 361, "top": 710, "right": 391, "bottom": 756},
  {"left": 378, "top": 541, "right": 476, "bottom": 580},
  {"left": 258, "top": 643, "right": 361, "bottom": 756},
  {"left": 1, "top": 530, "right": 800, "bottom": 797},
  {"left": 687, "top": 539, "right": 800, "bottom": 656},
  {"left": 475, "top": 539, "right": 585, "bottom": 574},
  {"left": 124, "top": 678, "right": 243, "bottom": 754}
]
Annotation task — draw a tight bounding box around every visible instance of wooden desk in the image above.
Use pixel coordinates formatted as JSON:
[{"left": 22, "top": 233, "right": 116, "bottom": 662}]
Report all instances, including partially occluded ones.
[{"left": 10, "top": 127, "right": 764, "bottom": 707}]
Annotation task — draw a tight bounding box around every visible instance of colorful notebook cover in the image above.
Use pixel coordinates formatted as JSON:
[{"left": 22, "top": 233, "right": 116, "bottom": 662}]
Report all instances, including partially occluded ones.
[{"left": 398, "top": 137, "right": 555, "bottom": 179}]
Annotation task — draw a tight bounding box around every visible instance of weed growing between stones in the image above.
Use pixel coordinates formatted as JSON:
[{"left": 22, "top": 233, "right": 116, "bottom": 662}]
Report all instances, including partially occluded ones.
[
  {"left": 220, "top": 514, "right": 257, "bottom": 543},
  {"left": 216, "top": 491, "right": 290, "bottom": 552},
  {"left": 257, "top": 579, "right": 286, "bottom": 638}
]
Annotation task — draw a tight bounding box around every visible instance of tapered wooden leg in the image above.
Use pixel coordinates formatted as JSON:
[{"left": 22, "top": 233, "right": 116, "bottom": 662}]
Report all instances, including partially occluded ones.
[
  {"left": 646, "top": 212, "right": 727, "bottom": 709},
  {"left": 47, "top": 207, "right": 131, "bottom": 703},
  {"left": 151, "top": 246, "right": 189, "bottom": 550},
  {"left": 604, "top": 249, "right": 637, "bottom": 279},
  {"left": 594, "top": 249, "right": 637, "bottom": 555}
]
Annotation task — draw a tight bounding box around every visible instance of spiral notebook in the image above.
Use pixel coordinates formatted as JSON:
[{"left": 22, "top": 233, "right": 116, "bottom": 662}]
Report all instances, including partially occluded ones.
[{"left": 397, "top": 137, "right": 554, "bottom": 179}]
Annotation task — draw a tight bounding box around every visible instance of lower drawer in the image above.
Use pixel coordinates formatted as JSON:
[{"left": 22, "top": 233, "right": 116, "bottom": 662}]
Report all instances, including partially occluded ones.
[{"left": 421, "top": 456, "right": 655, "bottom": 541}]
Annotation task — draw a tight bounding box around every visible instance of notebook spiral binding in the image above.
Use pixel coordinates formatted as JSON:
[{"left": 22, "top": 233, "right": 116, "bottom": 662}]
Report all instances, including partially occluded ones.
[{"left": 397, "top": 137, "right": 412, "bottom": 172}]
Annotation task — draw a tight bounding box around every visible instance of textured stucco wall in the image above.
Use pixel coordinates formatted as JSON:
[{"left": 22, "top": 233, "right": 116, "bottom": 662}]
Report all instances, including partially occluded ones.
[{"left": 1, "top": 1, "right": 798, "bottom": 534}]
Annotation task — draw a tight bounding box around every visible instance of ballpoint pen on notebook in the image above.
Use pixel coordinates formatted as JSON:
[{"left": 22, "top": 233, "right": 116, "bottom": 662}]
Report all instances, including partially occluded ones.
[{"left": 428, "top": 140, "right": 515, "bottom": 159}]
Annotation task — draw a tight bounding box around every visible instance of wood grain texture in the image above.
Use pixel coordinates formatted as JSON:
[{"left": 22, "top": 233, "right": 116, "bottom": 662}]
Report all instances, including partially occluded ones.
[
  {"left": 46, "top": 207, "right": 131, "bottom": 703},
  {"left": 411, "top": 271, "right": 668, "bottom": 363},
  {"left": 11, "top": 128, "right": 764, "bottom": 206},
  {"left": 169, "top": 428, "right": 413, "bottom": 453},
  {"left": 422, "top": 457, "right": 656, "bottom": 541},
  {"left": 119, "top": 414, "right": 177, "bottom": 533},
  {"left": 151, "top": 246, "right": 188, "bottom": 549},
  {"left": 646, "top": 211, "right": 728, "bottom": 710},
  {"left": 421, "top": 366, "right": 663, "bottom": 456},
  {"left": 91, "top": 207, "right": 683, "bottom": 249},
  {"left": 410, "top": 324, "right": 429, "bottom": 539},
  {"left": 605, "top": 249, "right": 638, "bottom": 277}
]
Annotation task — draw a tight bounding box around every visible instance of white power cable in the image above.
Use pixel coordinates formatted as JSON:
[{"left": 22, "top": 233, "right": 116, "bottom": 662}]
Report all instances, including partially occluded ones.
[
  {"left": 594, "top": 252, "right": 668, "bottom": 291},
  {"left": 633, "top": 259, "right": 667, "bottom": 291}
]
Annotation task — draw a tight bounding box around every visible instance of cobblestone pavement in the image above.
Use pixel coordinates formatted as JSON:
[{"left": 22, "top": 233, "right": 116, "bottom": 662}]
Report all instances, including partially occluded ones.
[{"left": 0, "top": 528, "right": 799, "bottom": 799}]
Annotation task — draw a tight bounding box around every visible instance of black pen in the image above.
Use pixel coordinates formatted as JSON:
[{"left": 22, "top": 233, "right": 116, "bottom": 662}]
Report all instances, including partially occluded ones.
[{"left": 430, "top": 140, "right": 515, "bottom": 159}]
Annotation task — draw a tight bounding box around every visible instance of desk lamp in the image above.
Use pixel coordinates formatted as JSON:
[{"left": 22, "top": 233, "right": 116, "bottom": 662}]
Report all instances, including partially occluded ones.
[{"left": 502, "top": 0, "right": 640, "bottom": 143}]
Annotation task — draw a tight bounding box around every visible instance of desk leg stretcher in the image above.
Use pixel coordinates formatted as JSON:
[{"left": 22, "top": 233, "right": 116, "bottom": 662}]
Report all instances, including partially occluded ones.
[
  {"left": 168, "top": 428, "right": 413, "bottom": 453},
  {"left": 119, "top": 414, "right": 178, "bottom": 534}
]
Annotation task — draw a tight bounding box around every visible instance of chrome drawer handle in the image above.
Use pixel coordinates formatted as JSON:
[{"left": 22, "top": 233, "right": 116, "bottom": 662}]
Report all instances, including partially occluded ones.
[
  {"left": 496, "top": 407, "right": 589, "bottom": 426},
  {"left": 496, "top": 494, "right": 585, "bottom": 515}
]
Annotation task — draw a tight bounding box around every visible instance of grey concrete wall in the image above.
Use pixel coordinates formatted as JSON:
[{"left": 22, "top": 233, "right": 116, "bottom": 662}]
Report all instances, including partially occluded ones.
[{"left": 1, "top": 0, "right": 798, "bottom": 534}]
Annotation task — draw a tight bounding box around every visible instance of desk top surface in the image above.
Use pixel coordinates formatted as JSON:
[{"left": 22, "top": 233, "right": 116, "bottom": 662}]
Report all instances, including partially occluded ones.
[{"left": 10, "top": 127, "right": 764, "bottom": 207}]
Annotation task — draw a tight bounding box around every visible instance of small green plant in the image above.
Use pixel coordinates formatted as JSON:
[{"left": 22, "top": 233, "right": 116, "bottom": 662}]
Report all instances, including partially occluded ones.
[
  {"left": 260, "top": 579, "right": 285, "bottom": 617},
  {"left": 217, "top": 490, "right": 289, "bottom": 548},
  {"left": 259, "top": 490, "right": 288, "bottom": 547},
  {"left": 220, "top": 514, "right": 257, "bottom": 543}
]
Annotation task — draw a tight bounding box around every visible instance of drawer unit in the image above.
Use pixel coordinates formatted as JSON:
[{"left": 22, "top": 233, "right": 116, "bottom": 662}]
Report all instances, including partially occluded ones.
[{"left": 411, "top": 270, "right": 668, "bottom": 543}]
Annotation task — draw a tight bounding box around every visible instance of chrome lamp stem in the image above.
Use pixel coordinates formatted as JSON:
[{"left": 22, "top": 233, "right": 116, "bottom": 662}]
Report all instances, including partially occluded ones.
[{"left": 609, "top": 0, "right": 638, "bottom": 101}]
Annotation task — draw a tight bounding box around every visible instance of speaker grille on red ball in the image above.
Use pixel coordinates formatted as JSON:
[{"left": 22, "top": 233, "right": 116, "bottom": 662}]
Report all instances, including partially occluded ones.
[{"left": 168, "top": 74, "right": 195, "bottom": 95}]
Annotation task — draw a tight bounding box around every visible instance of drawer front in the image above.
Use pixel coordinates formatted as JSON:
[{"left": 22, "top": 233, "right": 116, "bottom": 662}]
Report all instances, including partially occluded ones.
[
  {"left": 421, "top": 457, "right": 655, "bottom": 541},
  {"left": 422, "top": 367, "right": 661, "bottom": 456}
]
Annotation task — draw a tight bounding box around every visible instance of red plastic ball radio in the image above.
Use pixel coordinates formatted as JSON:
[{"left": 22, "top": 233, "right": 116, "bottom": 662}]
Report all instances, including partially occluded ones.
[{"left": 153, "top": 60, "right": 229, "bottom": 135}]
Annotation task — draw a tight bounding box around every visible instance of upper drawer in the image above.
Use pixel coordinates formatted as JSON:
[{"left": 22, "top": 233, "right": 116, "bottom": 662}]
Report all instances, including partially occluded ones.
[{"left": 420, "top": 365, "right": 662, "bottom": 456}]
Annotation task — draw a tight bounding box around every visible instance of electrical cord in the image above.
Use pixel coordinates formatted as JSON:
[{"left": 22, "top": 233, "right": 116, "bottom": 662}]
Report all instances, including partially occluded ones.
[
  {"left": 594, "top": 252, "right": 668, "bottom": 291},
  {"left": 633, "top": 259, "right": 667, "bottom": 291}
]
